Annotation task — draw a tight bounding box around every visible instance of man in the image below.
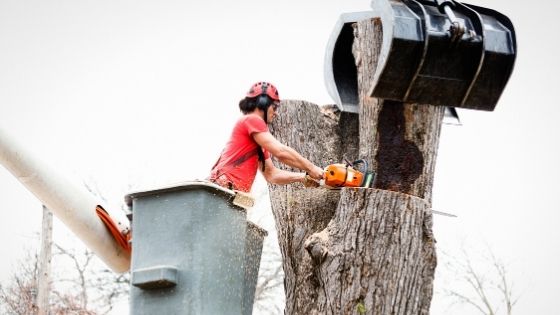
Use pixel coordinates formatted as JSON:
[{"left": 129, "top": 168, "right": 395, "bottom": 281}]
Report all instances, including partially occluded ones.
[{"left": 209, "top": 81, "right": 323, "bottom": 192}]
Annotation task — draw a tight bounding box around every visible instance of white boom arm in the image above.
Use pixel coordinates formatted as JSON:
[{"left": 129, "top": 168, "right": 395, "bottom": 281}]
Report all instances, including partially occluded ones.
[{"left": 0, "top": 127, "right": 130, "bottom": 273}]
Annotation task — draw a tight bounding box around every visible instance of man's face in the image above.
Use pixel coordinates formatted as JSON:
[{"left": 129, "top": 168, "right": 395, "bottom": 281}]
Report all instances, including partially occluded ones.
[{"left": 267, "top": 101, "right": 280, "bottom": 123}]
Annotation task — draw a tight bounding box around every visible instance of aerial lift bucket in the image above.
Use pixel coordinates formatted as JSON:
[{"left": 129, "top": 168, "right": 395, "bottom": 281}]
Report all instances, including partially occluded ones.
[{"left": 325, "top": 0, "right": 516, "bottom": 112}]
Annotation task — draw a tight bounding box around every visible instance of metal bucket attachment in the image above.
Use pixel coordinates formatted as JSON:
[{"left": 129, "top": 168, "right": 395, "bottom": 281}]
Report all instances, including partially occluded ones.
[
  {"left": 324, "top": 11, "right": 377, "bottom": 113},
  {"left": 324, "top": 0, "right": 516, "bottom": 112}
]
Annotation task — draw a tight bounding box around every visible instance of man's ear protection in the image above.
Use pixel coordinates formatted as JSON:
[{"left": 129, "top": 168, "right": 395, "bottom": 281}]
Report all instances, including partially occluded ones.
[{"left": 256, "top": 95, "right": 269, "bottom": 110}]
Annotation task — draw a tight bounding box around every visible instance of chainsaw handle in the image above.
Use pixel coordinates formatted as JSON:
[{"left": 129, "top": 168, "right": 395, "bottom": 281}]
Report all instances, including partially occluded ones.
[
  {"left": 351, "top": 159, "right": 368, "bottom": 174},
  {"left": 303, "top": 173, "right": 320, "bottom": 188}
]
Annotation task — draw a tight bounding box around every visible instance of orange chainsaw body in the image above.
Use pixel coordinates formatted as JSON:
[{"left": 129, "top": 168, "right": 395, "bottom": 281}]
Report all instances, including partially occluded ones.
[{"left": 323, "top": 163, "right": 365, "bottom": 188}]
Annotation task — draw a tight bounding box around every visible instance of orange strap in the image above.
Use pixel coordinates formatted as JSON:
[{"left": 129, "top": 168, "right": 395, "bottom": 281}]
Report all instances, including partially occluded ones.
[{"left": 95, "top": 206, "right": 131, "bottom": 254}]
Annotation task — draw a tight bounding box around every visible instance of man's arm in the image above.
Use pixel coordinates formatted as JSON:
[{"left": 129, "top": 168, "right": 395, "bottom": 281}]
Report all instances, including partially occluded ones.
[
  {"left": 253, "top": 131, "right": 323, "bottom": 179},
  {"left": 260, "top": 158, "right": 306, "bottom": 185}
]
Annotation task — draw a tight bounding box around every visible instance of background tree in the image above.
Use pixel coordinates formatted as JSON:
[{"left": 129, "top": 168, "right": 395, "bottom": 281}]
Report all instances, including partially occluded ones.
[
  {"left": 0, "top": 242, "right": 129, "bottom": 315},
  {"left": 0, "top": 251, "right": 40, "bottom": 315},
  {"left": 253, "top": 239, "right": 284, "bottom": 315},
  {"left": 437, "top": 244, "right": 520, "bottom": 315},
  {"left": 52, "top": 244, "right": 130, "bottom": 314},
  {"left": 249, "top": 180, "right": 287, "bottom": 315}
]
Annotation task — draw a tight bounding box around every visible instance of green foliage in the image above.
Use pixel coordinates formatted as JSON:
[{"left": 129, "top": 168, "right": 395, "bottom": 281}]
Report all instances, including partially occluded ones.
[{"left": 356, "top": 301, "right": 366, "bottom": 314}]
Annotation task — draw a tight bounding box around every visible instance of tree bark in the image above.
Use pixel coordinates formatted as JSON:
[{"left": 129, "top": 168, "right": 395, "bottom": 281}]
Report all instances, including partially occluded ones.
[
  {"left": 269, "top": 18, "right": 442, "bottom": 315},
  {"left": 268, "top": 102, "right": 352, "bottom": 315},
  {"left": 305, "top": 189, "right": 433, "bottom": 315}
]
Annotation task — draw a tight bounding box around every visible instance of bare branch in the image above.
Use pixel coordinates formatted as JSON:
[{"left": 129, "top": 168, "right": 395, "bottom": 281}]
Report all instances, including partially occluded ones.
[
  {"left": 255, "top": 262, "right": 283, "bottom": 299},
  {"left": 447, "top": 290, "right": 488, "bottom": 315},
  {"left": 463, "top": 254, "right": 495, "bottom": 315},
  {"left": 439, "top": 242, "right": 521, "bottom": 315},
  {"left": 1, "top": 243, "right": 129, "bottom": 315}
]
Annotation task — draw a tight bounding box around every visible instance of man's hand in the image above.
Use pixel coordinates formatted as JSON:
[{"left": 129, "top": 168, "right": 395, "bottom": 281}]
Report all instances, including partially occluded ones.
[
  {"left": 307, "top": 165, "right": 324, "bottom": 180},
  {"left": 303, "top": 174, "right": 320, "bottom": 188}
]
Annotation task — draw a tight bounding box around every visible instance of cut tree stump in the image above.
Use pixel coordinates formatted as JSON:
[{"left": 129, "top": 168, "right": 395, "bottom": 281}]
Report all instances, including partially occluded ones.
[{"left": 268, "top": 17, "right": 442, "bottom": 315}]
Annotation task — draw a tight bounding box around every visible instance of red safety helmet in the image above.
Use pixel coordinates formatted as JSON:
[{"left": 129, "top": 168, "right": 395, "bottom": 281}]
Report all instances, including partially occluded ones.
[{"left": 246, "top": 82, "right": 280, "bottom": 101}]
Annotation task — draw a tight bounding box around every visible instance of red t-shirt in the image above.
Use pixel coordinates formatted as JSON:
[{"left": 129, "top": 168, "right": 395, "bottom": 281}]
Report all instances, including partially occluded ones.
[{"left": 209, "top": 115, "right": 271, "bottom": 192}]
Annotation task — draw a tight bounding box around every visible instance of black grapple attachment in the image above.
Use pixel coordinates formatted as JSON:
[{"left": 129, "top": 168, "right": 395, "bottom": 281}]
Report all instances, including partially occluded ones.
[{"left": 324, "top": 0, "right": 516, "bottom": 112}]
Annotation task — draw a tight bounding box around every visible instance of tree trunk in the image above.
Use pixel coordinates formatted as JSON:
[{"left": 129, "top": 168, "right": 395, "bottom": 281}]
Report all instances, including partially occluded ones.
[
  {"left": 269, "top": 18, "right": 442, "bottom": 315},
  {"left": 268, "top": 102, "right": 353, "bottom": 315},
  {"left": 305, "top": 189, "right": 433, "bottom": 315}
]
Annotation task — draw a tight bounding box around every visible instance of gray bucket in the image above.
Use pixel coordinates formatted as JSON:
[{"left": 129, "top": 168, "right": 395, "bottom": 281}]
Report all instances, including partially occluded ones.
[{"left": 125, "top": 181, "right": 267, "bottom": 315}]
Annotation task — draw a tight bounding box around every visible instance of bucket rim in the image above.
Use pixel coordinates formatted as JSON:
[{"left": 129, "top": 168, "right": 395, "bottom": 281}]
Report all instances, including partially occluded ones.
[{"left": 124, "top": 180, "right": 237, "bottom": 208}]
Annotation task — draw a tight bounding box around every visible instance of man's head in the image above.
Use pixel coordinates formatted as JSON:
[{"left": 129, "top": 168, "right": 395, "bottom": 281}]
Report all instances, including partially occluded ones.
[{"left": 239, "top": 82, "right": 280, "bottom": 124}]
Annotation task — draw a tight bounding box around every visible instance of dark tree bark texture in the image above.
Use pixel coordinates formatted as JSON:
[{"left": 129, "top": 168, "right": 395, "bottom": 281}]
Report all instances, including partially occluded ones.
[{"left": 268, "top": 18, "right": 443, "bottom": 315}]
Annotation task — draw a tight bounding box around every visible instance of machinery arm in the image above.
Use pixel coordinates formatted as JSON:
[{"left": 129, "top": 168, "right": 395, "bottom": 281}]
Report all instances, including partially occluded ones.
[{"left": 0, "top": 127, "right": 131, "bottom": 273}]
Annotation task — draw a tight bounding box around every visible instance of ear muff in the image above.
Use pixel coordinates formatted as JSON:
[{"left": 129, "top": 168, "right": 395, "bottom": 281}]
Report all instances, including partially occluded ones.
[{"left": 256, "top": 94, "right": 269, "bottom": 110}]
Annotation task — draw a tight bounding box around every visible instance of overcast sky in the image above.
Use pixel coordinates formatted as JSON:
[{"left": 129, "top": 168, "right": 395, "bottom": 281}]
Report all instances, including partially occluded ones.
[{"left": 1, "top": 0, "right": 559, "bottom": 314}]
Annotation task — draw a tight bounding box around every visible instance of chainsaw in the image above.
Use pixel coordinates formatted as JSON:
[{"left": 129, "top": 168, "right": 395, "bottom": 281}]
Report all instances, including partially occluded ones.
[{"left": 316, "top": 159, "right": 375, "bottom": 189}]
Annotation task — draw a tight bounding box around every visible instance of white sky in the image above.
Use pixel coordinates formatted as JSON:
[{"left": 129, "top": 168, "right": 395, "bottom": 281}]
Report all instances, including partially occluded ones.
[{"left": 0, "top": 0, "right": 559, "bottom": 314}]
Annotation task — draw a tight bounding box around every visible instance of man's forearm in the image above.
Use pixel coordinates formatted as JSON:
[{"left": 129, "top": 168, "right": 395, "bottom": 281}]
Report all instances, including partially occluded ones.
[
  {"left": 268, "top": 169, "right": 306, "bottom": 185},
  {"left": 275, "top": 146, "right": 315, "bottom": 173}
]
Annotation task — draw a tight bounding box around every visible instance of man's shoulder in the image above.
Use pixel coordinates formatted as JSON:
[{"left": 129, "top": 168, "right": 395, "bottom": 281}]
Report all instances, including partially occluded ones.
[
  {"left": 239, "top": 114, "right": 263, "bottom": 123},
  {"left": 239, "top": 114, "right": 267, "bottom": 129}
]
